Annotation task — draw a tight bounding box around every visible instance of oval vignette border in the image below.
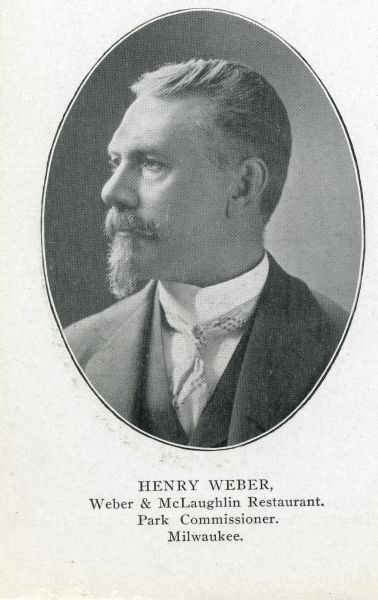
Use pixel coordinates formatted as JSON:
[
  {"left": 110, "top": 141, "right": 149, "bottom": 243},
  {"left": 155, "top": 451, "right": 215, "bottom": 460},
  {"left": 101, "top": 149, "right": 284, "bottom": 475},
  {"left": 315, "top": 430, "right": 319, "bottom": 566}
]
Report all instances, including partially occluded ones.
[{"left": 41, "top": 7, "right": 365, "bottom": 452}]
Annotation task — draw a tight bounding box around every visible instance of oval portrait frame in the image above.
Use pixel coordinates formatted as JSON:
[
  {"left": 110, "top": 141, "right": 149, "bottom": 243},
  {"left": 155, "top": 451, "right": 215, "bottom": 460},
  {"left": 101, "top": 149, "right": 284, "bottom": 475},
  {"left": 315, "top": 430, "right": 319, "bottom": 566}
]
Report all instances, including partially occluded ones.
[{"left": 42, "top": 8, "right": 365, "bottom": 451}]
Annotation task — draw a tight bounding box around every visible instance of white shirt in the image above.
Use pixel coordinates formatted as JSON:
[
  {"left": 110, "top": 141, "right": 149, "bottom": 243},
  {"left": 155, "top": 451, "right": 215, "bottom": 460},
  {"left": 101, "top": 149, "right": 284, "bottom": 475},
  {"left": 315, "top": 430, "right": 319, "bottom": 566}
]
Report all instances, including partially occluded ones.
[{"left": 157, "top": 253, "right": 269, "bottom": 416}]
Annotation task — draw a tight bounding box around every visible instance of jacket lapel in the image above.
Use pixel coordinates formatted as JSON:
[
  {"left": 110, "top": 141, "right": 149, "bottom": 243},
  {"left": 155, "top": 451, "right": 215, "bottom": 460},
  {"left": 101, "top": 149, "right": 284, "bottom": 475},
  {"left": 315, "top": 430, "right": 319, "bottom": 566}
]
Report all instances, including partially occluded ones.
[
  {"left": 188, "top": 321, "right": 253, "bottom": 448},
  {"left": 85, "top": 282, "right": 156, "bottom": 424},
  {"left": 142, "top": 291, "right": 189, "bottom": 445},
  {"left": 228, "top": 255, "right": 333, "bottom": 445}
]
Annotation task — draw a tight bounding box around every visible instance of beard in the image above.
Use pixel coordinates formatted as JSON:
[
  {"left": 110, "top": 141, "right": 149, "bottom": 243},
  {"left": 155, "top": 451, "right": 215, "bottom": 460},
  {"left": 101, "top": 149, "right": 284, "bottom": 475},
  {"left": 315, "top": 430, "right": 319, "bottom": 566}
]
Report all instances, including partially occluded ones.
[
  {"left": 105, "top": 207, "right": 160, "bottom": 299},
  {"left": 107, "top": 232, "right": 138, "bottom": 299}
]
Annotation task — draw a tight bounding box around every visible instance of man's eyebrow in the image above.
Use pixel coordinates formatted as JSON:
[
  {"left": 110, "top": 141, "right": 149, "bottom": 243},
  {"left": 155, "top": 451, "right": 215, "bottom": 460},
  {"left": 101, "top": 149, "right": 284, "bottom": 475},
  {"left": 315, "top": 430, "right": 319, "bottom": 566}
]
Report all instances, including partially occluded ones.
[{"left": 107, "top": 144, "right": 169, "bottom": 159}]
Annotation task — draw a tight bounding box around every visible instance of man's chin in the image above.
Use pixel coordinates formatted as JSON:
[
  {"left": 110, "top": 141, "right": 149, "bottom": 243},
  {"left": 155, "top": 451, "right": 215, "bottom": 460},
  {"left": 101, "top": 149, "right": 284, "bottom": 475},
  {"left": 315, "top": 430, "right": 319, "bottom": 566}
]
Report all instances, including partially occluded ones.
[{"left": 107, "top": 234, "right": 146, "bottom": 299}]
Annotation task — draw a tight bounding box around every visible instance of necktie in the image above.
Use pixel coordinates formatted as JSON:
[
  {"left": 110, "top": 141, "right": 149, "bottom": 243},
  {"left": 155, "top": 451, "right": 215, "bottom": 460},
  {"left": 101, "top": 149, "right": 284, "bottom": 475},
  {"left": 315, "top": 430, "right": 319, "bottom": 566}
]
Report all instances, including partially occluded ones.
[{"left": 163, "top": 306, "right": 253, "bottom": 436}]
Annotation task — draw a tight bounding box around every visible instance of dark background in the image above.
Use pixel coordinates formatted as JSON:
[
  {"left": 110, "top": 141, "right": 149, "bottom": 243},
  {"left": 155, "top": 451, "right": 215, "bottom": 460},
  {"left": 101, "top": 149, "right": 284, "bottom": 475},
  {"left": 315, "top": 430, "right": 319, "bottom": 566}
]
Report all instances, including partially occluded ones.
[{"left": 43, "top": 10, "right": 362, "bottom": 328}]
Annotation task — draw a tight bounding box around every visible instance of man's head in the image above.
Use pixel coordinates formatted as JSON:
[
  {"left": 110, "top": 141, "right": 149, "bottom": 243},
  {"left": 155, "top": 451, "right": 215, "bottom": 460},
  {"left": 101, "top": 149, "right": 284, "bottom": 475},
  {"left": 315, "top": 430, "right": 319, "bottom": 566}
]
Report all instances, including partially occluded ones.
[{"left": 103, "top": 59, "right": 292, "bottom": 297}]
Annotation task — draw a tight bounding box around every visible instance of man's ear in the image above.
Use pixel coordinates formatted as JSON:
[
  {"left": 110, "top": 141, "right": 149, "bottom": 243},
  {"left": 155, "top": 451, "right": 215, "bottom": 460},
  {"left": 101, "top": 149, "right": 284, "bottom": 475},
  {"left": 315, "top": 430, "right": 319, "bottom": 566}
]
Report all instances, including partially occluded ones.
[{"left": 228, "top": 157, "right": 269, "bottom": 214}]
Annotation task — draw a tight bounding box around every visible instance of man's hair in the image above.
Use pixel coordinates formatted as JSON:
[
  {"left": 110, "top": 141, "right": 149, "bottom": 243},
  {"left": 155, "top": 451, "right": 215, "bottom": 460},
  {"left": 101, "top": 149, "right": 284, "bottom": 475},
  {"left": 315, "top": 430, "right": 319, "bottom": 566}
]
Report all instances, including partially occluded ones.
[{"left": 131, "top": 58, "right": 292, "bottom": 221}]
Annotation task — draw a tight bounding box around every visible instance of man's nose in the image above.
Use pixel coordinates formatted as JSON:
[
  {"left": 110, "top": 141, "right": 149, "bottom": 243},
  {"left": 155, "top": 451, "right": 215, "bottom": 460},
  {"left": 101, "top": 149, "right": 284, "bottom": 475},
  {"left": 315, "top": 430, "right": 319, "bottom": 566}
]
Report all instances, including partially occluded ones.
[{"left": 101, "top": 165, "right": 139, "bottom": 209}]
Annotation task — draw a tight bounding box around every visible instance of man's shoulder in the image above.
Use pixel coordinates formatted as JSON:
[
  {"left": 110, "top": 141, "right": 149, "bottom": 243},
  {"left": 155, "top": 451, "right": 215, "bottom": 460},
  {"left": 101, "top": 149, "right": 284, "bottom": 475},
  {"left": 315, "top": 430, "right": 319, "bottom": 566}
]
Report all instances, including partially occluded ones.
[
  {"left": 310, "top": 289, "right": 349, "bottom": 344},
  {"left": 64, "top": 280, "right": 156, "bottom": 366},
  {"left": 268, "top": 256, "right": 349, "bottom": 345}
]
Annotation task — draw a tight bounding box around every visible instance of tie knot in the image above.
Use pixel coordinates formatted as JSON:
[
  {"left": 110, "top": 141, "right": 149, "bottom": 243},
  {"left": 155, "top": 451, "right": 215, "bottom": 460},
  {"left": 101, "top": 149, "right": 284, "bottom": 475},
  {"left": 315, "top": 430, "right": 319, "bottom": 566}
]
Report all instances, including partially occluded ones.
[
  {"left": 191, "top": 310, "right": 250, "bottom": 348},
  {"left": 164, "top": 301, "right": 253, "bottom": 351}
]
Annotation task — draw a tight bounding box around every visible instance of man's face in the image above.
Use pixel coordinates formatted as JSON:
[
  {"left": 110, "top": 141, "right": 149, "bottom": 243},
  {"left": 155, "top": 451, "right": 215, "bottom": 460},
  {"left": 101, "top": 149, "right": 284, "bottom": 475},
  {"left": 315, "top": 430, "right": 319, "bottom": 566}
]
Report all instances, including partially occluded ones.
[{"left": 103, "top": 94, "right": 235, "bottom": 296}]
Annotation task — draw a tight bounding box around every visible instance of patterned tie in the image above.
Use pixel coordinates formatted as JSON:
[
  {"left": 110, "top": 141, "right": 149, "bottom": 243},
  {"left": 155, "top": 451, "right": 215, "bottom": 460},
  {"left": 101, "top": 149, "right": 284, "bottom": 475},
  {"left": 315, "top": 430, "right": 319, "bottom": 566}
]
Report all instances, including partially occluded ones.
[{"left": 163, "top": 305, "right": 253, "bottom": 436}]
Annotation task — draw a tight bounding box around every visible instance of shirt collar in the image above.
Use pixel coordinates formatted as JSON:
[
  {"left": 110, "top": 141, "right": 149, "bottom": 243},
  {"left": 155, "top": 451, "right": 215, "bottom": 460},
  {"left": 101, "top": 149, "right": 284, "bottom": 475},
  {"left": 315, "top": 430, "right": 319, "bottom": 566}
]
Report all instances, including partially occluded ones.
[{"left": 158, "top": 252, "right": 269, "bottom": 327}]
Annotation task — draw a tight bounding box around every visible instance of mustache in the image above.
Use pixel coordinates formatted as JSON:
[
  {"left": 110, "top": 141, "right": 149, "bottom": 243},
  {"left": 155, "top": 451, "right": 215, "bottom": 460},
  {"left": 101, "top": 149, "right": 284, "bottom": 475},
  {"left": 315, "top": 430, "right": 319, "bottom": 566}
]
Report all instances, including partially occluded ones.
[{"left": 105, "top": 207, "right": 161, "bottom": 240}]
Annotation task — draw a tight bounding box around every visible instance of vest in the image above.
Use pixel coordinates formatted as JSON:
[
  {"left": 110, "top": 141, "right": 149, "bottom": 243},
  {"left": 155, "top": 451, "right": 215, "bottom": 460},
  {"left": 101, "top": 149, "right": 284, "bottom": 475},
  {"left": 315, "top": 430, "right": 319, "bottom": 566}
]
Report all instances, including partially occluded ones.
[{"left": 139, "top": 296, "right": 257, "bottom": 447}]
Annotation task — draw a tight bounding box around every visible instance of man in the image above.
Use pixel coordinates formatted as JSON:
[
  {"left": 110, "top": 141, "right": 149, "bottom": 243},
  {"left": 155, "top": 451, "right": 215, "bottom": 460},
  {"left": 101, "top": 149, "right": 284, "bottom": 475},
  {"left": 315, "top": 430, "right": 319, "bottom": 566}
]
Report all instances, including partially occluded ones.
[{"left": 66, "top": 59, "right": 347, "bottom": 448}]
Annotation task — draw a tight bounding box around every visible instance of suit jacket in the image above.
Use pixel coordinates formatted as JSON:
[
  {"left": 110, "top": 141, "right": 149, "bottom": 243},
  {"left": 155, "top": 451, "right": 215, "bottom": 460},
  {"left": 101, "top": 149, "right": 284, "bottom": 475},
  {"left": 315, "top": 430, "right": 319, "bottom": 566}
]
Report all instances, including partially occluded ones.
[{"left": 65, "top": 255, "right": 348, "bottom": 447}]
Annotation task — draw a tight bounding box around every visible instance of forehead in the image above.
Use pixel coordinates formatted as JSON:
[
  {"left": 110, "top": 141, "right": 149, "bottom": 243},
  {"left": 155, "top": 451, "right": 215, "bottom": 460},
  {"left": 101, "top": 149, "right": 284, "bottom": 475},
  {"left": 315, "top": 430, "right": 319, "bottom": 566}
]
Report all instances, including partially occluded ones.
[{"left": 109, "top": 94, "right": 213, "bottom": 154}]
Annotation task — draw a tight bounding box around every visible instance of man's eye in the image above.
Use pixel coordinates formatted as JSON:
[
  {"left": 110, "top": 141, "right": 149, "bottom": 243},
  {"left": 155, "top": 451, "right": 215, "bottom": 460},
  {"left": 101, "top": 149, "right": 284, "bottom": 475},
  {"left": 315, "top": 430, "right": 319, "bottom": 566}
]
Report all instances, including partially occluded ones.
[{"left": 141, "top": 157, "right": 165, "bottom": 175}]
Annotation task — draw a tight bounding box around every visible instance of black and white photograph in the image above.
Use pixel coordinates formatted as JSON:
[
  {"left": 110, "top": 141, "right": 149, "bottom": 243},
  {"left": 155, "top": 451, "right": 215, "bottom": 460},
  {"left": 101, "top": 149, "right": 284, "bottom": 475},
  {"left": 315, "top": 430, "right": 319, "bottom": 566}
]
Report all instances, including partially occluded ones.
[
  {"left": 2, "top": 2, "right": 377, "bottom": 599},
  {"left": 44, "top": 10, "right": 362, "bottom": 448}
]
